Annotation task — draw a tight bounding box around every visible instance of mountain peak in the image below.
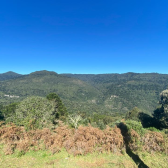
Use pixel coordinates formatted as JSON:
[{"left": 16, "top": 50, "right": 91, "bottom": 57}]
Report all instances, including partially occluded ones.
[
  {"left": 3, "top": 71, "right": 20, "bottom": 75},
  {"left": 0, "top": 71, "right": 22, "bottom": 81},
  {"left": 29, "top": 70, "right": 58, "bottom": 76}
]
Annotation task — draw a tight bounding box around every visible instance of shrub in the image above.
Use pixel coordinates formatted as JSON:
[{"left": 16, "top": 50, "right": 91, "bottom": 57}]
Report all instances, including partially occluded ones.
[
  {"left": 147, "top": 127, "right": 160, "bottom": 132},
  {"left": 125, "top": 120, "right": 146, "bottom": 136},
  {"left": 6, "top": 96, "right": 55, "bottom": 130},
  {"left": 142, "top": 131, "right": 165, "bottom": 153},
  {"left": 67, "top": 114, "right": 82, "bottom": 129},
  {"left": 125, "top": 107, "right": 141, "bottom": 121},
  {"left": 0, "top": 123, "right": 124, "bottom": 156}
]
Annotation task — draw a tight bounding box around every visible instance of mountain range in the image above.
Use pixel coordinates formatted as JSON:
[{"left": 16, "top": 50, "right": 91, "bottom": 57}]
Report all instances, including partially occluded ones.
[{"left": 0, "top": 71, "right": 168, "bottom": 115}]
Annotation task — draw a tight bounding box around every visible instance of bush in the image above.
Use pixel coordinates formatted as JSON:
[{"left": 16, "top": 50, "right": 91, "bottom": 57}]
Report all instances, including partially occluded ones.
[
  {"left": 67, "top": 114, "right": 82, "bottom": 129},
  {"left": 146, "top": 127, "right": 160, "bottom": 132},
  {"left": 125, "top": 120, "right": 146, "bottom": 136},
  {"left": 125, "top": 107, "right": 141, "bottom": 121},
  {"left": 0, "top": 123, "right": 124, "bottom": 156},
  {"left": 6, "top": 96, "right": 55, "bottom": 130}
]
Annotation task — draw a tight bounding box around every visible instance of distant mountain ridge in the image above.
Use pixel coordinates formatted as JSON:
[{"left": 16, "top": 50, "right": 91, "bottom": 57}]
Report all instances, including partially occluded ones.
[
  {"left": 30, "top": 70, "right": 58, "bottom": 76},
  {"left": 0, "top": 70, "right": 102, "bottom": 114},
  {"left": 0, "top": 71, "right": 23, "bottom": 81},
  {"left": 0, "top": 70, "right": 168, "bottom": 115}
]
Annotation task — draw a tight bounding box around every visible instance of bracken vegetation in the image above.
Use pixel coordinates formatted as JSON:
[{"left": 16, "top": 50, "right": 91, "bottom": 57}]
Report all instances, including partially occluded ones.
[
  {"left": 0, "top": 121, "right": 124, "bottom": 156},
  {"left": 0, "top": 120, "right": 167, "bottom": 168}
]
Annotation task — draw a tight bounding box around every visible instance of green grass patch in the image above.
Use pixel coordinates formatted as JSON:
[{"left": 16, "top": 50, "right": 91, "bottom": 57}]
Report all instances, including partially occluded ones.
[
  {"left": 0, "top": 148, "right": 138, "bottom": 168},
  {"left": 138, "top": 151, "right": 168, "bottom": 168}
]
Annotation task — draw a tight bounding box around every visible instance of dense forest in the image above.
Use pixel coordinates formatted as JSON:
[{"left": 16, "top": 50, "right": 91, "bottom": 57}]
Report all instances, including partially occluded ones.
[{"left": 0, "top": 71, "right": 168, "bottom": 116}]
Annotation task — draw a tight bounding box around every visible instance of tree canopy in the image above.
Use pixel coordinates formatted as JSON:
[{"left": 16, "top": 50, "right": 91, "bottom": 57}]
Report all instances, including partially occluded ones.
[
  {"left": 46, "top": 93, "right": 67, "bottom": 120},
  {"left": 6, "top": 96, "right": 55, "bottom": 129},
  {"left": 153, "top": 89, "right": 168, "bottom": 129}
]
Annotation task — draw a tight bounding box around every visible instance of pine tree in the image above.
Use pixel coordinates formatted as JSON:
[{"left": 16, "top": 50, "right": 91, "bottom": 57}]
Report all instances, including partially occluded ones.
[{"left": 46, "top": 93, "right": 67, "bottom": 120}]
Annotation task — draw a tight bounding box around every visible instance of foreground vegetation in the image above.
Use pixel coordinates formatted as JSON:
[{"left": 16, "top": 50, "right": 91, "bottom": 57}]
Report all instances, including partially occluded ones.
[
  {"left": 1, "top": 149, "right": 167, "bottom": 168},
  {"left": 0, "top": 121, "right": 167, "bottom": 168},
  {"left": 0, "top": 148, "right": 138, "bottom": 168}
]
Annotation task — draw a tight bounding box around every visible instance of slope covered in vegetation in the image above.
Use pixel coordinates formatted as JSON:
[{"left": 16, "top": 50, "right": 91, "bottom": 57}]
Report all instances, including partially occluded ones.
[
  {"left": 0, "top": 71, "right": 22, "bottom": 81},
  {"left": 0, "top": 71, "right": 103, "bottom": 114},
  {"left": 1, "top": 71, "right": 168, "bottom": 116},
  {"left": 65, "top": 73, "right": 168, "bottom": 114},
  {"left": 0, "top": 87, "right": 168, "bottom": 167}
]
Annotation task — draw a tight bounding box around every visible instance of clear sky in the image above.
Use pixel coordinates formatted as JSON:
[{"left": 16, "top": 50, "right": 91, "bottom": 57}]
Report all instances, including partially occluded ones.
[{"left": 0, "top": 0, "right": 168, "bottom": 74}]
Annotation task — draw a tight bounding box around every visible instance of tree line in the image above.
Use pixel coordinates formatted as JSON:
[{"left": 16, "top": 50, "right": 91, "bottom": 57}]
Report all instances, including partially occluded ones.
[{"left": 0, "top": 90, "right": 168, "bottom": 130}]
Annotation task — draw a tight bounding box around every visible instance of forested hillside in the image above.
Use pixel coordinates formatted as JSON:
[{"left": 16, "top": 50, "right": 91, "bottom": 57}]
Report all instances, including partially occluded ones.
[
  {"left": 0, "top": 71, "right": 168, "bottom": 168},
  {"left": 0, "top": 71, "right": 103, "bottom": 114},
  {"left": 0, "top": 71, "right": 168, "bottom": 115},
  {"left": 0, "top": 71, "right": 22, "bottom": 81},
  {"left": 64, "top": 73, "right": 168, "bottom": 114}
]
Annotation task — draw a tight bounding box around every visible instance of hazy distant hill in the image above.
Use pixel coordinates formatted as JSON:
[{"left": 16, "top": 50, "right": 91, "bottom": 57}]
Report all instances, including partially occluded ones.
[
  {"left": 0, "top": 70, "right": 103, "bottom": 114},
  {"left": 1, "top": 70, "right": 168, "bottom": 115},
  {"left": 0, "top": 71, "right": 22, "bottom": 81}
]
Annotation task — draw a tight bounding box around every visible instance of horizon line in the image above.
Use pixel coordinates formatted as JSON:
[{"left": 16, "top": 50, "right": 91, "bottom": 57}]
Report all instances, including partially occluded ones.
[{"left": 0, "top": 70, "right": 167, "bottom": 75}]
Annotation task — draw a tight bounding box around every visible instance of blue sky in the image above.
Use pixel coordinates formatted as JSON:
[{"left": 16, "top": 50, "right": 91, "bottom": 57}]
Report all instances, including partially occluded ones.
[{"left": 0, "top": 0, "right": 168, "bottom": 74}]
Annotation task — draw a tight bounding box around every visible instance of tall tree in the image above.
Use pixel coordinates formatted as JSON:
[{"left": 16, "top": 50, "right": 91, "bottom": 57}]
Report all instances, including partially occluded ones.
[
  {"left": 46, "top": 93, "right": 67, "bottom": 120},
  {"left": 1, "top": 103, "right": 19, "bottom": 120},
  {"left": 125, "top": 107, "right": 141, "bottom": 121},
  {"left": 0, "top": 105, "right": 4, "bottom": 120},
  {"left": 153, "top": 89, "right": 168, "bottom": 129}
]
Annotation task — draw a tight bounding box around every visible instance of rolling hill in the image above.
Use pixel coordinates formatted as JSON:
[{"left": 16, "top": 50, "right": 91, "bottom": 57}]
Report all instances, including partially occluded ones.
[
  {"left": 0, "top": 71, "right": 103, "bottom": 114},
  {"left": 0, "top": 71, "right": 22, "bottom": 81},
  {"left": 1, "top": 70, "right": 168, "bottom": 115},
  {"left": 63, "top": 72, "right": 168, "bottom": 114}
]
